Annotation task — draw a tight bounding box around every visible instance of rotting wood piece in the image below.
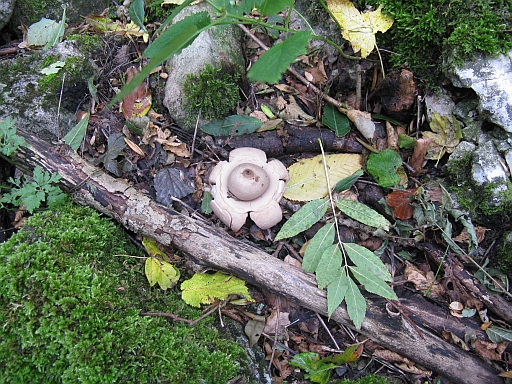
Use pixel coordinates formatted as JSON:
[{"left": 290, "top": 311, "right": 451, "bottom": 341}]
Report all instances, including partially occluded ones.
[
  {"left": 11, "top": 130, "right": 501, "bottom": 384},
  {"left": 217, "top": 125, "right": 363, "bottom": 158}
]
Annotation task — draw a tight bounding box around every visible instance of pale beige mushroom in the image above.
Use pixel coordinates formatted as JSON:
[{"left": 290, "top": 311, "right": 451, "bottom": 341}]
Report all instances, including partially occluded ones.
[{"left": 209, "top": 148, "right": 289, "bottom": 231}]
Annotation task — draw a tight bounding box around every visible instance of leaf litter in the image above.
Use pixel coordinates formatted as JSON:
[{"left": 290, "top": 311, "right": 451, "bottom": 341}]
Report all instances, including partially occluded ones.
[{"left": 11, "top": 1, "right": 512, "bottom": 382}]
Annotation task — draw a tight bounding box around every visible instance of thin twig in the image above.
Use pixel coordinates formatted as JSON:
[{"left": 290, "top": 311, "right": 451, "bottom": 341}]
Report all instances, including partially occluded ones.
[
  {"left": 191, "top": 108, "right": 201, "bottom": 159},
  {"left": 237, "top": 24, "right": 346, "bottom": 110},
  {"left": 316, "top": 312, "right": 340, "bottom": 350}
]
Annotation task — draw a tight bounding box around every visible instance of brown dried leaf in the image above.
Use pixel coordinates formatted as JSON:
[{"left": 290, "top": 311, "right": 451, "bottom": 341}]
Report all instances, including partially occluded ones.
[
  {"left": 404, "top": 264, "right": 445, "bottom": 298},
  {"left": 385, "top": 188, "right": 417, "bottom": 220},
  {"left": 474, "top": 339, "right": 507, "bottom": 361},
  {"left": 409, "top": 138, "right": 432, "bottom": 173}
]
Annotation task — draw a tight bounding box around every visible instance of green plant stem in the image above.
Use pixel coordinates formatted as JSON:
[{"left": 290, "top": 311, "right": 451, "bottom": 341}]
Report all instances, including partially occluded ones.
[{"left": 317, "top": 138, "right": 349, "bottom": 269}]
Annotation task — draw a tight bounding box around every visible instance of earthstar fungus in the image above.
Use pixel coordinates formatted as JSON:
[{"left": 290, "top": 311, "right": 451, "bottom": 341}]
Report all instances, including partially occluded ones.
[{"left": 209, "top": 148, "right": 289, "bottom": 231}]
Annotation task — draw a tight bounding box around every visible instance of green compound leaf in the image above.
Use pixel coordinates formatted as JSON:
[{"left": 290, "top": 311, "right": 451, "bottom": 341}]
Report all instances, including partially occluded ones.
[
  {"left": 248, "top": 31, "right": 311, "bottom": 84},
  {"left": 349, "top": 266, "right": 397, "bottom": 300},
  {"left": 345, "top": 276, "right": 366, "bottom": 329},
  {"left": 322, "top": 103, "right": 350, "bottom": 137},
  {"left": 200, "top": 115, "right": 262, "bottom": 136},
  {"left": 327, "top": 269, "right": 349, "bottom": 316},
  {"left": 181, "top": 272, "right": 254, "bottom": 307},
  {"left": 316, "top": 244, "right": 342, "bottom": 289},
  {"left": 275, "top": 198, "right": 328, "bottom": 241},
  {"left": 366, "top": 148, "right": 402, "bottom": 188},
  {"left": 63, "top": 112, "right": 89, "bottom": 151},
  {"left": 336, "top": 199, "right": 390, "bottom": 231},
  {"left": 303, "top": 222, "right": 335, "bottom": 273},
  {"left": 343, "top": 242, "right": 392, "bottom": 281}
]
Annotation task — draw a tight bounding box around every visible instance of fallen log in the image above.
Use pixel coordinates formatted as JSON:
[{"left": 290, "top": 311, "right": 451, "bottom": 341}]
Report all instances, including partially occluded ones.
[{"left": 12, "top": 130, "right": 502, "bottom": 384}]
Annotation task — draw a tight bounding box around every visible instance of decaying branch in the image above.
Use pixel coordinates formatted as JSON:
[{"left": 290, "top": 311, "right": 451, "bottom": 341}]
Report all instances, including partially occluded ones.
[{"left": 11, "top": 130, "right": 502, "bottom": 384}]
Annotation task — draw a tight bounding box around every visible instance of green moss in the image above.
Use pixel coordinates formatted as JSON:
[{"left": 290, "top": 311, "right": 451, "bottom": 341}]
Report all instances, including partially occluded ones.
[
  {"left": 350, "top": 0, "right": 511, "bottom": 82},
  {"left": 182, "top": 63, "right": 241, "bottom": 127},
  {"left": 67, "top": 33, "right": 104, "bottom": 54},
  {"left": 497, "top": 232, "right": 512, "bottom": 281},
  {"left": 0, "top": 202, "right": 249, "bottom": 383},
  {"left": 146, "top": 0, "right": 176, "bottom": 22},
  {"left": 340, "top": 374, "right": 392, "bottom": 384},
  {"left": 446, "top": 154, "right": 512, "bottom": 217}
]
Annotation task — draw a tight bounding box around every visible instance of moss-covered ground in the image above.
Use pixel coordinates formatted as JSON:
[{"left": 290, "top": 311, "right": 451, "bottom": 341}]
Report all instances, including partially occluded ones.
[{"left": 0, "top": 202, "right": 250, "bottom": 383}]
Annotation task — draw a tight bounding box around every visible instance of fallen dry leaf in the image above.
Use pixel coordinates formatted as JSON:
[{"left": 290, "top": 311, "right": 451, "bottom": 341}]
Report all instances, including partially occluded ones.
[
  {"left": 409, "top": 137, "right": 433, "bottom": 173},
  {"left": 474, "top": 339, "right": 507, "bottom": 361},
  {"left": 121, "top": 66, "right": 152, "bottom": 119},
  {"left": 385, "top": 188, "right": 417, "bottom": 220},
  {"left": 404, "top": 264, "right": 445, "bottom": 298}
]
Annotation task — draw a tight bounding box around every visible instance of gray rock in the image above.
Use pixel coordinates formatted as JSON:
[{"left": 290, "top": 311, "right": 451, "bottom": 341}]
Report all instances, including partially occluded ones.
[
  {"left": 163, "top": 3, "right": 244, "bottom": 130},
  {"left": 452, "top": 95, "right": 482, "bottom": 142},
  {"left": 10, "top": 0, "right": 106, "bottom": 28},
  {"left": 424, "top": 88, "right": 455, "bottom": 120},
  {"left": 472, "top": 141, "right": 508, "bottom": 186},
  {"left": 0, "top": 41, "right": 96, "bottom": 141},
  {"left": 0, "top": 0, "right": 15, "bottom": 30},
  {"left": 446, "top": 50, "right": 512, "bottom": 133}
]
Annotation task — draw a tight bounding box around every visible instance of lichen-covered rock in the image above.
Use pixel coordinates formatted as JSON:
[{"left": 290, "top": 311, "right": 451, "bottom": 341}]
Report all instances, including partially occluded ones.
[{"left": 0, "top": 41, "right": 96, "bottom": 141}]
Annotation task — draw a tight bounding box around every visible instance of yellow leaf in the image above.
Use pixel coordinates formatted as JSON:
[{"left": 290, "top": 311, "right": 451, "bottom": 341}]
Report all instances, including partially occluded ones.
[
  {"left": 284, "top": 153, "right": 362, "bottom": 201},
  {"left": 142, "top": 237, "right": 166, "bottom": 258},
  {"left": 145, "top": 257, "right": 180, "bottom": 290},
  {"left": 327, "top": 0, "right": 394, "bottom": 58}
]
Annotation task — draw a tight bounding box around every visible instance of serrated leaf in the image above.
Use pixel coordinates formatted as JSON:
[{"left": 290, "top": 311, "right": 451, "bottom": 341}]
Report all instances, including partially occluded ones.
[
  {"left": 259, "top": 0, "right": 294, "bottom": 15},
  {"left": 329, "top": 343, "right": 363, "bottom": 364},
  {"left": 349, "top": 266, "right": 397, "bottom": 299},
  {"left": 486, "top": 325, "right": 512, "bottom": 343},
  {"left": 110, "top": 11, "right": 210, "bottom": 108},
  {"left": 327, "top": 269, "right": 348, "bottom": 316},
  {"left": 316, "top": 245, "right": 342, "bottom": 289},
  {"left": 129, "top": 0, "right": 147, "bottom": 33},
  {"left": 62, "top": 112, "right": 89, "bottom": 151},
  {"left": 343, "top": 242, "right": 392, "bottom": 281},
  {"left": 303, "top": 222, "right": 335, "bottom": 272},
  {"left": 322, "top": 103, "right": 350, "bottom": 137},
  {"left": 345, "top": 276, "right": 366, "bottom": 329},
  {"left": 366, "top": 148, "right": 402, "bottom": 188},
  {"left": 336, "top": 199, "right": 390, "bottom": 230},
  {"left": 333, "top": 169, "right": 363, "bottom": 193},
  {"left": 275, "top": 199, "right": 328, "bottom": 241},
  {"left": 248, "top": 31, "right": 311, "bottom": 84},
  {"left": 200, "top": 115, "right": 262, "bottom": 136},
  {"left": 327, "top": 0, "right": 393, "bottom": 58},
  {"left": 285, "top": 153, "right": 362, "bottom": 201},
  {"left": 181, "top": 272, "right": 253, "bottom": 307},
  {"left": 145, "top": 257, "right": 180, "bottom": 290}
]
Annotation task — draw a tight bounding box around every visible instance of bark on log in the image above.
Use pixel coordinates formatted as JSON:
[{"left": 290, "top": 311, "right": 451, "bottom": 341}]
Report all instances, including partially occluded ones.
[{"left": 12, "top": 130, "right": 502, "bottom": 384}]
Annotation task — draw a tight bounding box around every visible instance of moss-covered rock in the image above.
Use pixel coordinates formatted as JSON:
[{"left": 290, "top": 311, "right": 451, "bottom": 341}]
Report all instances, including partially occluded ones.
[{"left": 0, "top": 202, "right": 249, "bottom": 383}]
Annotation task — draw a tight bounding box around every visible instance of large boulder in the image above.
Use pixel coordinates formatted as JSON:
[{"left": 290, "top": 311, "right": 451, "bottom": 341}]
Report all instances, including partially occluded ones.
[
  {"left": 446, "top": 50, "right": 512, "bottom": 133},
  {"left": 162, "top": 3, "right": 245, "bottom": 130},
  {"left": 0, "top": 0, "right": 15, "bottom": 30},
  {"left": 9, "top": 0, "right": 106, "bottom": 30},
  {"left": 0, "top": 41, "right": 96, "bottom": 141}
]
